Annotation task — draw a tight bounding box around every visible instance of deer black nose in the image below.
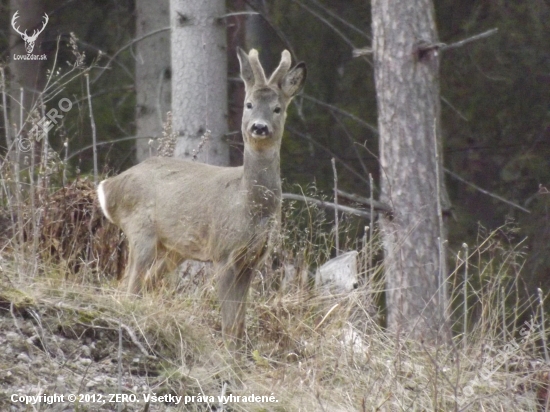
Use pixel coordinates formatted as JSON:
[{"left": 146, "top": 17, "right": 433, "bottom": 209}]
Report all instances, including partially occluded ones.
[{"left": 251, "top": 122, "right": 269, "bottom": 136}]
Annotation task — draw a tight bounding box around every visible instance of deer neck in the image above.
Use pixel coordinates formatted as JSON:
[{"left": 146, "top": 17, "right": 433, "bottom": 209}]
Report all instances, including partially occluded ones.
[{"left": 242, "top": 145, "right": 282, "bottom": 219}]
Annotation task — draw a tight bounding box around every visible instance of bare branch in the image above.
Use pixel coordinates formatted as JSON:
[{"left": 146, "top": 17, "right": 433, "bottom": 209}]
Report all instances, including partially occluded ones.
[
  {"left": 445, "top": 168, "right": 530, "bottom": 214},
  {"left": 283, "top": 192, "right": 373, "bottom": 219},
  {"left": 92, "top": 27, "right": 171, "bottom": 84},
  {"left": 286, "top": 126, "right": 371, "bottom": 186},
  {"left": 219, "top": 11, "right": 259, "bottom": 18},
  {"left": 352, "top": 47, "right": 372, "bottom": 57},
  {"left": 85, "top": 74, "right": 98, "bottom": 186},
  {"left": 290, "top": 0, "right": 358, "bottom": 50},
  {"left": 440, "top": 28, "right": 499, "bottom": 52},
  {"left": 67, "top": 135, "right": 144, "bottom": 161},
  {"left": 301, "top": 94, "right": 378, "bottom": 133},
  {"left": 306, "top": 0, "right": 370, "bottom": 40},
  {"left": 336, "top": 189, "right": 392, "bottom": 213}
]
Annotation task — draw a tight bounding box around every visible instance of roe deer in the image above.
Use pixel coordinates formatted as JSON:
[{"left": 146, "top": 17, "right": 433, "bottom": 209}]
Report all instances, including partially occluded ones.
[{"left": 97, "top": 48, "right": 306, "bottom": 352}]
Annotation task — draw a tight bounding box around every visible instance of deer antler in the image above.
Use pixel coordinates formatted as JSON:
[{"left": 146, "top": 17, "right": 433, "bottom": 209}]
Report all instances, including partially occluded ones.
[
  {"left": 268, "top": 50, "right": 291, "bottom": 86},
  {"left": 248, "top": 49, "right": 267, "bottom": 86}
]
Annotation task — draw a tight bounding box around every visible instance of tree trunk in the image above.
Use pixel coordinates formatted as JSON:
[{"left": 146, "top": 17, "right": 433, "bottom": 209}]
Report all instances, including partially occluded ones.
[
  {"left": 169, "top": 0, "right": 229, "bottom": 166},
  {"left": 226, "top": 0, "right": 246, "bottom": 166},
  {"left": 372, "top": 0, "right": 449, "bottom": 343},
  {"left": 135, "top": 0, "right": 171, "bottom": 162}
]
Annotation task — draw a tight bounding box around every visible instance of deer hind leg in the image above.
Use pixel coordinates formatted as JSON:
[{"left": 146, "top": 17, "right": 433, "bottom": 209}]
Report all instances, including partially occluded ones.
[
  {"left": 217, "top": 259, "right": 255, "bottom": 353},
  {"left": 143, "top": 249, "right": 180, "bottom": 291},
  {"left": 120, "top": 230, "right": 159, "bottom": 295}
]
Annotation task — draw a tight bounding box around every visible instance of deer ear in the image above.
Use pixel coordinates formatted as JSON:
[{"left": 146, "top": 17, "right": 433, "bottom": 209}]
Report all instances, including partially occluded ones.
[
  {"left": 281, "top": 62, "right": 307, "bottom": 98},
  {"left": 237, "top": 47, "right": 255, "bottom": 92}
]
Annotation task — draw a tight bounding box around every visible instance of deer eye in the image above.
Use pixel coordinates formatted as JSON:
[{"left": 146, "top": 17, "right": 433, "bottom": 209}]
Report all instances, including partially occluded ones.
[
  {"left": 274, "top": 107, "right": 281, "bottom": 114},
  {"left": 246, "top": 102, "right": 253, "bottom": 109}
]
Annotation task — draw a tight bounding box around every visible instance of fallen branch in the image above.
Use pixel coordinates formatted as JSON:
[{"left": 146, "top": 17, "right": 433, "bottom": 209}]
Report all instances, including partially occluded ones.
[{"left": 283, "top": 193, "right": 372, "bottom": 219}]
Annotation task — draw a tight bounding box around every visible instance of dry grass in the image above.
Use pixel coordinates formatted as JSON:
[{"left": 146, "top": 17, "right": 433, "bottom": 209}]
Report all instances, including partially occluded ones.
[{"left": 1, "top": 183, "right": 549, "bottom": 411}]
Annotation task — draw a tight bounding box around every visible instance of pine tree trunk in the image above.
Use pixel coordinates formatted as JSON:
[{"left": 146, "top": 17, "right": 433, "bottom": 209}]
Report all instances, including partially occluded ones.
[
  {"left": 372, "top": 0, "right": 449, "bottom": 343},
  {"left": 135, "top": 0, "right": 171, "bottom": 162},
  {"left": 170, "top": 0, "right": 229, "bottom": 166}
]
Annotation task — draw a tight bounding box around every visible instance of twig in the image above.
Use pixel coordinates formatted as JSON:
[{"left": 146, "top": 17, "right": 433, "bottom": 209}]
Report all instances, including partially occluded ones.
[
  {"left": 314, "top": 303, "right": 339, "bottom": 331},
  {"left": 445, "top": 168, "right": 530, "bottom": 213},
  {"left": 67, "top": 135, "right": 146, "bottom": 160},
  {"left": 462, "top": 243, "right": 469, "bottom": 350},
  {"left": 283, "top": 193, "right": 372, "bottom": 219},
  {"left": 440, "top": 28, "right": 498, "bottom": 52},
  {"left": 290, "top": 0, "right": 358, "bottom": 51},
  {"left": 10, "top": 302, "right": 23, "bottom": 334},
  {"left": 369, "top": 174, "right": 375, "bottom": 271},
  {"left": 92, "top": 27, "right": 171, "bottom": 84},
  {"left": 434, "top": 118, "right": 447, "bottom": 340},
  {"left": 14, "top": 88, "right": 24, "bottom": 258},
  {"left": 336, "top": 189, "right": 391, "bottom": 213},
  {"left": 301, "top": 94, "right": 378, "bottom": 133},
  {"left": 29, "top": 127, "right": 37, "bottom": 277},
  {"left": 352, "top": 47, "right": 372, "bottom": 57},
  {"left": 63, "top": 139, "right": 69, "bottom": 186},
  {"left": 117, "top": 319, "right": 122, "bottom": 412},
  {"left": 219, "top": 11, "right": 259, "bottom": 18},
  {"left": 85, "top": 74, "right": 98, "bottom": 186},
  {"left": 538, "top": 288, "right": 549, "bottom": 364},
  {"left": 219, "top": 381, "right": 228, "bottom": 412},
  {"left": 331, "top": 158, "right": 339, "bottom": 255},
  {"left": 0, "top": 68, "right": 12, "bottom": 157},
  {"left": 77, "top": 317, "right": 153, "bottom": 358},
  {"left": 306, "top": 0, "right": 370, "bottom": 40},
  {"left": 441, "top": 96, "right": 469, "bottom": 122},
  {"left": 330, "top": 111, "right": 370, "bottom": 177},
  {"left": 287, "top": 126, "right": 371, "bottom": 186}
]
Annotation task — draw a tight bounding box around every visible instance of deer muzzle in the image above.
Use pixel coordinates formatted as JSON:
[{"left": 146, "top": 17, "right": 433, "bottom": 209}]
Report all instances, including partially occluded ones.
[{"left": 250, "top": 122, "right": 271, "bottom": 139}]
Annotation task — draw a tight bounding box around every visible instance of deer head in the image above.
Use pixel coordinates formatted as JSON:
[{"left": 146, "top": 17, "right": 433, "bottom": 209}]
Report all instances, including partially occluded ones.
[
  {"left": 12, "top": 11, "right": 49, "bottom": 54},
  {"left": 237, "top": 48, "right": 306, "bottom": 154}
]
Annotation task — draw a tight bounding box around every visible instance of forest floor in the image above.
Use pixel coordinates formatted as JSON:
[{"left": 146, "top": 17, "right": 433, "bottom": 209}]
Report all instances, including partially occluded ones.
[{"left": 0, "top": 257, "right": 547, "bottom": 412}]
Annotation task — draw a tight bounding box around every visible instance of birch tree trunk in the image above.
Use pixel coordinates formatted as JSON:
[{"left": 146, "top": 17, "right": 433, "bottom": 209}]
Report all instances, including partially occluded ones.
[
  {"left": 135, "top": 0, "right": 171, "bottom": 162},
  {"left": 170, "top": 0, "right": 229, "bottom": 166},
  {"left": 372, "top": 0, "right": 449, "bottom": 343}
]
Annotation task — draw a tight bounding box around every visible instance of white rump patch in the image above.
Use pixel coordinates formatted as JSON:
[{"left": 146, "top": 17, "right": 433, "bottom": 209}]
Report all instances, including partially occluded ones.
[{"left": 97, "top": 180, "right": 113, "bottom": 222}]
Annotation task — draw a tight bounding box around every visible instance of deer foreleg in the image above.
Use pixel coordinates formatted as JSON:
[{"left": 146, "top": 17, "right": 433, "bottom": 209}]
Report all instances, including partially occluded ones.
[{"left": 217, "top": 260, "right": 254, "bottom": 353}]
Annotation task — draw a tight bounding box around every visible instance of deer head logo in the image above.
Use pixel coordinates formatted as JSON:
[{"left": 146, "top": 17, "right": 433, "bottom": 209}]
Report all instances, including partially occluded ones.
[{"left": 11, "top": 11, "right": 49, "bottom": 54}]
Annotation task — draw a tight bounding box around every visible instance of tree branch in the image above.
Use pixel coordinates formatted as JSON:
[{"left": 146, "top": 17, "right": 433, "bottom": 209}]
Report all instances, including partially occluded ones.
[
  {"left": 92, "top": 27, "right": 171, "bottom": 84},
  {"left": 286, "top": 126, "right": 371, "bottom": 186},
  {"left": 440, "top": 28, "right": 499, "bottom": 52},
  {"left": 445, "top": 168, "right": 531, "bottom": 214},
  {"left": 300, "top": 94, "right": 378, "bottom": 133},
  {"left": 283, "top": 193, "right": 373, "bottom": 219},
  {"left": 336, "top": 189, "right": 392, "bottom": 213}
]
